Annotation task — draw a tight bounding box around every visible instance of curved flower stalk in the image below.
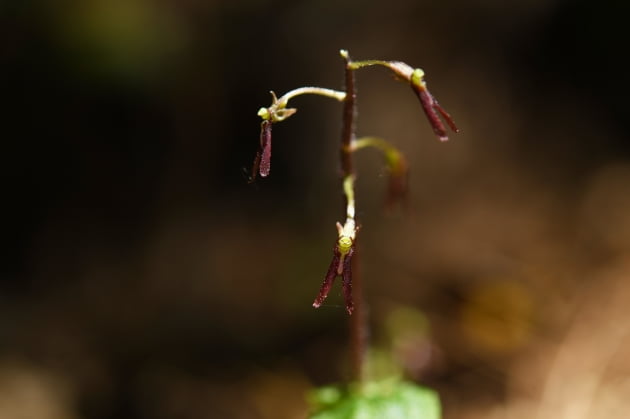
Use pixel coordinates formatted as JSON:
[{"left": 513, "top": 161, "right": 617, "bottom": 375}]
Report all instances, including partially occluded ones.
[
  {"left": 347, "top": 58, "right": 459, "bottom": 142},
  {"left": 250, "top": 89, "right": 345, "bottom": 181}
]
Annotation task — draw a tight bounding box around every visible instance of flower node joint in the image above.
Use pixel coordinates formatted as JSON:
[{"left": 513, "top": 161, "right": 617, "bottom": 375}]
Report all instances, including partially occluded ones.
[
  {"left": 338, "top": 236, "right": 353, "bottom": 254},
  {"left": 410, "top": 68, "right": 426, "bottom": 89}
]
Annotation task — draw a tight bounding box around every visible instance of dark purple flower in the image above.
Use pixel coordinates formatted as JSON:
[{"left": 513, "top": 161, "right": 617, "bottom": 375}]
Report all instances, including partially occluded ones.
[{"left": 313, "top": 238, "right": 355, "bottom": 315}]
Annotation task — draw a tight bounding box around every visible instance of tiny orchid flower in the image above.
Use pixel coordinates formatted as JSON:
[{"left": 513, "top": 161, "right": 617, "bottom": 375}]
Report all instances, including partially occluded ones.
[
  {"left": 410, "top": 69, "right": 458, "bottom": 142},
  {"left": 313, "top": 221, "right": 357, "bottom": 315},
  {"left": 250, "top": 91, "right": 297, "bottom": 181},
  {"left": 347, "top": 59, "right": 458, "bottom": 142},
  {"left": 251, "top": 89, "right": 342, "bottom": 182}
]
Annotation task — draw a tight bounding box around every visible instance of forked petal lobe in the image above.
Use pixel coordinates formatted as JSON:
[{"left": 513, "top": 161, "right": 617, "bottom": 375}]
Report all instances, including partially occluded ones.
[
  {"left": 341, "top": 247, "right": 355, "bottom": 315},
  {"left": 434, "top": 101, "right": 459, "bottom": 133},
  {"left": 259, "top": 121, "right": 272, "bottom": 177},
  {"left": 413, "top": 86, "right": 448, "bottom": 141},
  {"left": 313, "top": 251, "right": 341, "bottom": 308}
]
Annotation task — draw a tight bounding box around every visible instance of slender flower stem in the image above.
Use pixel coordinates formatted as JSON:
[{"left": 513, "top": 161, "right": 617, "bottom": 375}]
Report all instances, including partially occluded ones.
[
  {"left": 340, "top": 50, "right": 356, "bottom": 176},
  {"left": 340, "top": 49, "right": 366, "bottom": 383}
]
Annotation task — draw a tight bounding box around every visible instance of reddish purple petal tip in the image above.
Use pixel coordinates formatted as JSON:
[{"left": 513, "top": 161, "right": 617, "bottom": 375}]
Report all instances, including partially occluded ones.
[{"left": 434, "top": 101, "right": 459, "bottom": 133}]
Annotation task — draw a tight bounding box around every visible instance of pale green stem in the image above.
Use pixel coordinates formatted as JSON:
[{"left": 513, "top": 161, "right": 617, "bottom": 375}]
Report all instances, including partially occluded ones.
[
  {"left": 347, "top": 60, "right": 393, "bottom": 70},
  {"left": 337, "top": 175, "right": 357, "bottom": 244},
  {"left": 258, "top": 87, "right": 346, "bottom": 123},
  {"left": 345, "top": 56, "right": 420, "bottom": 88},
  {"left": 276, "top": 87, "right": 346, "bottom": 107},
  {"left": 338, "top": 174, "right": 357, "bottom": 265},
  {"left": 343, "top": 175, "right": 355, "bottom": 221}
]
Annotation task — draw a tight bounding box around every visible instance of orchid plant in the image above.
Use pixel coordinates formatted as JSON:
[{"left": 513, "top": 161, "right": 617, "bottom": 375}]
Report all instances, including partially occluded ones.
[
  {"left": 252, "top": 50, "right": 457, "bottom": 316},
  {"left": 251, "top": 49, "right": 457, "bottom": 417}
]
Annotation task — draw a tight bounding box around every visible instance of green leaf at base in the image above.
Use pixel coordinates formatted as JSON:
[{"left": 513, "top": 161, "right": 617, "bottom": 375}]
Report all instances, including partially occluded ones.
[{"left": 308, "top": 378, "right": 441, "bottom": 419}]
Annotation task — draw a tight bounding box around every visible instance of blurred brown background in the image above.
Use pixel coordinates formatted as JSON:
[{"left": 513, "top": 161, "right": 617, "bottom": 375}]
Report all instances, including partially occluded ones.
[{"left": 3, "top": 0, "right": 630, "bottom": 418}]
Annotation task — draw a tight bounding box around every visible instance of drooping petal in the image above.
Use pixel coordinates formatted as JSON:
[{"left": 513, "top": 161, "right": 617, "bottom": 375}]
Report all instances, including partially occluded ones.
[
  {"left": 313, "top": 250, "right": 341, "bottom": 308},
  {"left": 341, "top": 247, "right": 355, "bottom": 315},
  {"left": 259, "top": 120, "right": 272, "bottom": 177},
  {"left": 409, "top": 69, "right": 458, "bottom": 142},
  {"left": 412, "top": 86, "right": 449, "bottom": 142},
  {"left": 249, "top": 150, "right": 262, "bottom": 183}
]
